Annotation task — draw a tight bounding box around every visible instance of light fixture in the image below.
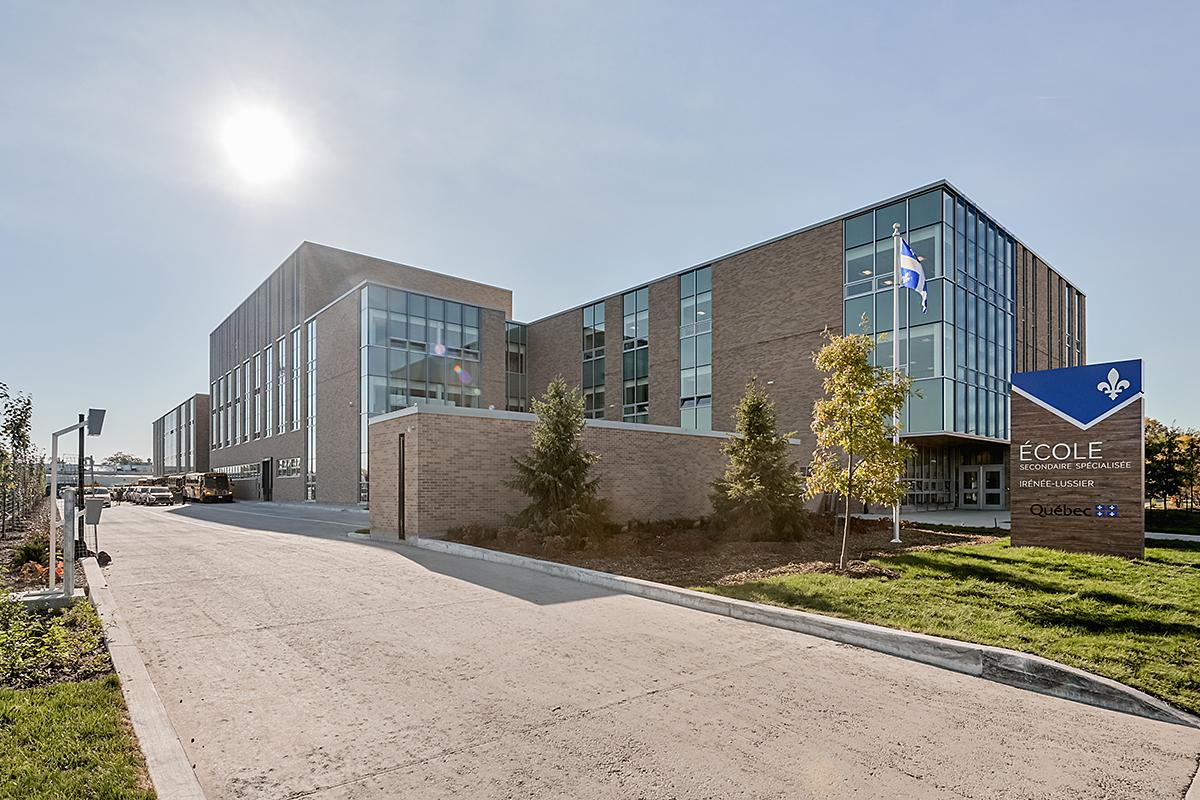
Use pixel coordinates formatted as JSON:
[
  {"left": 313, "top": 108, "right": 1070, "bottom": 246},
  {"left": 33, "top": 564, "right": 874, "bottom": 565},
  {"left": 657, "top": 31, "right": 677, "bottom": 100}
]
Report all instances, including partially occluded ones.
[{"left": 861, "top": 269, "right": 873, "bottom": 276}]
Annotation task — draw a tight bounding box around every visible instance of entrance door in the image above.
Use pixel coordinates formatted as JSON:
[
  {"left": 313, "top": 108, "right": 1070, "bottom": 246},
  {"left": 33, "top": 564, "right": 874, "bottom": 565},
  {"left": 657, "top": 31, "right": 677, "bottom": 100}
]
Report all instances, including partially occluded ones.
[
  {"left": 981, "top": 465, "right": 1004, "bottom": 510},
  {"left": 959, "top": 467, "right": 981, "bottom": 509},
  {"left": 261, "top": 458, "right": 273, "bottom": 502}
]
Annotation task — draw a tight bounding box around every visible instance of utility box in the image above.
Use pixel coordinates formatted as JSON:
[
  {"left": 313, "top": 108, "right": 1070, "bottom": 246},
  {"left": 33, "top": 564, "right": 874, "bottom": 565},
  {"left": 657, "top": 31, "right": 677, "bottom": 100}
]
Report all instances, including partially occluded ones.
[{"left": 83, "top": 498, "right": 104, "bottom": 525}]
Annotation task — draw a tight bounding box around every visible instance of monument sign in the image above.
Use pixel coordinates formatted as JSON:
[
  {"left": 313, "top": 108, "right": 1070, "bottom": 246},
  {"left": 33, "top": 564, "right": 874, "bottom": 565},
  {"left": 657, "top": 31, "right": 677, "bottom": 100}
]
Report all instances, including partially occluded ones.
[{"left": 1010, "top": 359, "right": 1144, "bottom": 558}]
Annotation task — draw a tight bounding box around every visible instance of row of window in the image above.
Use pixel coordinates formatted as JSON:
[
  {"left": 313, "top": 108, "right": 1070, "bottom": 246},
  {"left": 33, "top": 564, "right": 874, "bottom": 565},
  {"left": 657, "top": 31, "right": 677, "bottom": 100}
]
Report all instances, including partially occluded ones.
[
  {"left": 213, "top": 462, "right": 261, "bottom": 480},
  {"left": 211, "top": 328, "right": 302, "bottom": 451},
  {"left": 156, "top": 397, "right": 197, "bottom": 474},
  {"left": 212, "top": 458, "right": 302, "bottom": 480}
]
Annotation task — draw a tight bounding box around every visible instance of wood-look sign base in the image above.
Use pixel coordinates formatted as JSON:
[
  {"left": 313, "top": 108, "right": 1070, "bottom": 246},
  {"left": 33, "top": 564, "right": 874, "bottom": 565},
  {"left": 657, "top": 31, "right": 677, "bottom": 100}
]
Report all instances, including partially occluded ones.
[{"left": 1010, "top": 359, "right": 1144, "bottom": 559}]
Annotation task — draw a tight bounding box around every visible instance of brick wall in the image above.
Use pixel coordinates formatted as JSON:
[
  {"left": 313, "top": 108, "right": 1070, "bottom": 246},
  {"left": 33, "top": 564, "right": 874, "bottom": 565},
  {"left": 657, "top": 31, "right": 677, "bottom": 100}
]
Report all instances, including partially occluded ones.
[
  {"left": 526, "top": 308, "right": 579, "bottom": 400},
  {"left": 1014, "top": 243, "right": 1086, "bottom": 374},
  {"left": 524, "top": 220, "right": 842, "bottom": 442},
  {"left": 367, "top": 406, "right": 805, "bottom": 540},
  {"left": 710, "top": 220, "right": 842, "bottom": 450},
  {"left": 480, "top": 309, "right": 507, "bottom": 409},
  {"left": 314, "top": 291, "right": 362, "bottom": 504}
]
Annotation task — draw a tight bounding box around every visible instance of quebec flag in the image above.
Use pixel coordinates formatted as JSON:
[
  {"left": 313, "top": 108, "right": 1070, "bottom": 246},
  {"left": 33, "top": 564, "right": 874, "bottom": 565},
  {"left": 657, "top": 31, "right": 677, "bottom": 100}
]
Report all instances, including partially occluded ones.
[{"left": 898, "top": 238, "right": 927, "bottom": 313}]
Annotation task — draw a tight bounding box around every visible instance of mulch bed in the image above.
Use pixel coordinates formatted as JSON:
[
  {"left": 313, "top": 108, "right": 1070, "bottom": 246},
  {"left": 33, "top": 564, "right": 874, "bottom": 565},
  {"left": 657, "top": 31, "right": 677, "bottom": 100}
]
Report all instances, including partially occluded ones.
[
  {"left": 1, "top": 499, "right": 89, "bottom": 594},
  {"left": 448, "top": 516, "right": 1002, "bottom": 588}
]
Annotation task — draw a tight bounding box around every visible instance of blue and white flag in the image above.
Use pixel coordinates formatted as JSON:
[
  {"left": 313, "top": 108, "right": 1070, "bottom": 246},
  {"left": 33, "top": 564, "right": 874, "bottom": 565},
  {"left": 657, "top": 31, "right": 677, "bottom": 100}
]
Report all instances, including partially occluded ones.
[{"left": 898, "top": 238, "right": 928, "bottom": 313}]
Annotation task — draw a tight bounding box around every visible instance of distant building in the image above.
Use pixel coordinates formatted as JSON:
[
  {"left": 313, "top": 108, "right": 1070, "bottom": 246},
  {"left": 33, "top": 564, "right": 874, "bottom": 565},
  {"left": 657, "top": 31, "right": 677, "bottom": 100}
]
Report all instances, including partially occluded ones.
[{"left": 151, "top": 394, "right": 210, "bottom": 475}]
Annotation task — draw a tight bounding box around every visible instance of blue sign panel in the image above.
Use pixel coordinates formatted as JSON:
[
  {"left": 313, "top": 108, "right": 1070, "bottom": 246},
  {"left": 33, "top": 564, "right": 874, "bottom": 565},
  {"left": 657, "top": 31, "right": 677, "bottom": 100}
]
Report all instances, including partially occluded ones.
[{"left": 1011, "top": 359, "right": 1143, "bottom": 430}]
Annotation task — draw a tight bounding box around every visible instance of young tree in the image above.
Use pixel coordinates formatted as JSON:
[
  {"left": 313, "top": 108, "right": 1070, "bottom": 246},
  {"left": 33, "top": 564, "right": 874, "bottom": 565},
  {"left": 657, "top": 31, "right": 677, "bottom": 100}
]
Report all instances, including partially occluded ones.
[
  {"left": 0, "top": 385, "right": 36, "bottom": 531},
  {"left": 808, "top": 331, "right": 913, "bottom": 570},
  {"left": 506, "top": 376, "right": 607, "bottom": 535},
  {"left": 711, "top": 378, "right": 806, "bottom": 539},
  {"left": 1146, "top": 418, "right": 1185, "bottom": 508}
]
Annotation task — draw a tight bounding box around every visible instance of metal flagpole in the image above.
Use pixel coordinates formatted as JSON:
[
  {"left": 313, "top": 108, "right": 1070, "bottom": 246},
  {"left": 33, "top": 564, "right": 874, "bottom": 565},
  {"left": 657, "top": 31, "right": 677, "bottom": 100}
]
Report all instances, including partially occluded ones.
[{"left": 891, "top": 223, "right": 903, "bottom": 544}]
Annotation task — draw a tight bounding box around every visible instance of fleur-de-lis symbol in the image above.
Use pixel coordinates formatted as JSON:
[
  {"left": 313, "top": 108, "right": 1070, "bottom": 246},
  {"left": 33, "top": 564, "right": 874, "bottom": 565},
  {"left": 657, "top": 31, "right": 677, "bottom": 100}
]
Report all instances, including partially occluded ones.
[{"left": 1096, "top": 367, "right": 1130, "bottom": 401}]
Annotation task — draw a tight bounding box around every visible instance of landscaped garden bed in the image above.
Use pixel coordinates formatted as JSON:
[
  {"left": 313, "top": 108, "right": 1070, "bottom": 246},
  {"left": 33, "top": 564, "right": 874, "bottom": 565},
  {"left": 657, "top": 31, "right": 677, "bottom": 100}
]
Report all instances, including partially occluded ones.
[
  {"left": 1, "top": 500, "right": 155, "bottom": 799},
  {"left": 447, "top": 516, "right": 1001, "bottom": 587}
]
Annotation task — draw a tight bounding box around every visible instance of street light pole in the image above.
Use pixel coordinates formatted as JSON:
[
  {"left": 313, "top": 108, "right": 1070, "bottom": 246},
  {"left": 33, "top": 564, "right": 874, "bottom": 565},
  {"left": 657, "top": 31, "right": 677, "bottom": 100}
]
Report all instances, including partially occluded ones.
[{"left": 77, "top": 414, "right": 85, "bottom": 552}]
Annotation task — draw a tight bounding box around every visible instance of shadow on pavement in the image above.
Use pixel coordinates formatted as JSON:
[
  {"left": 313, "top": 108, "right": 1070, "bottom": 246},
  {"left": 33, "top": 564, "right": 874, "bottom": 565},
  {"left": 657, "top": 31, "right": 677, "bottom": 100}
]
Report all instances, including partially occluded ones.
[{"left": 161, "top": 503, "right": 614, "bottom": 607}]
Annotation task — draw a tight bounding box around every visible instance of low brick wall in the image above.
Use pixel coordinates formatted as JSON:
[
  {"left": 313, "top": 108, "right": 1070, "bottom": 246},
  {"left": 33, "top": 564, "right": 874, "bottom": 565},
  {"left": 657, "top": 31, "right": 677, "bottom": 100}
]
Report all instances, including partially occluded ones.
[{"left": 367, "top": 406, "right": 803, "bottom": 539}]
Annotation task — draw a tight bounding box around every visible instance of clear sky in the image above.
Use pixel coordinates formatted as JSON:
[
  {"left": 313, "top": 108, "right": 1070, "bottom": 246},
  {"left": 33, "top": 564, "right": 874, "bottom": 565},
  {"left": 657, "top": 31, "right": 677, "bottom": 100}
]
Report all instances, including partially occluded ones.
[{"left": 2, "top": 1, "right": 1198, "bottom": 459}]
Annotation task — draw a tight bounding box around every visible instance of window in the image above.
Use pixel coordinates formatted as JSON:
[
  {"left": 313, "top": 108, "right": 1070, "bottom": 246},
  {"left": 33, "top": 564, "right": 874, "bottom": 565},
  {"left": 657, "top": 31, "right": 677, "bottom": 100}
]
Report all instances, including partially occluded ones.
[
  {"left": 504, "top": 322, "right": 528, "bottom": 412},
  {"left": 581, "top": 303, "right": 605, "bottom": 419},
  {"left": 276, "top": 336, "right": 286, "bottom": 434},
  {"left": 291, "top": 328, "right": 301, "bottom": 431},
  {"left": 264, "top": 346, "right": 274, "bottom": 437},
  {"left": 305, "top": 321, "right": 316, "bottom": 501},
  {"left": 241, "top": 360, "right": 251, "bottom": 444},
  {"left": 679, "top": 266, "right": 712, "bottom": 430},
  {"left": 253, "top": 352, "right": 262, "bottom": 438},
  {"left": 210, "top": 381, "right": 218, "bottom": 449},
  {"left": 622, "top": 287, "right": 649, "bottom": 423}
]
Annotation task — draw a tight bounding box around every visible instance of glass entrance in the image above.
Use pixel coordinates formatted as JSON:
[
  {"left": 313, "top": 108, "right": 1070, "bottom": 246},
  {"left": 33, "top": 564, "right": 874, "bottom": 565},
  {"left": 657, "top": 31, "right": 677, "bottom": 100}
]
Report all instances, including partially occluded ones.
[
  {"left": 959, "top": 465, "right": 1005, "bottom": 510},
  {"left": 982, "top": 465, "right": 1004, "bottom": 509},
  {"left": 959, "top": 468, "right": 980, "bottom": 508}
]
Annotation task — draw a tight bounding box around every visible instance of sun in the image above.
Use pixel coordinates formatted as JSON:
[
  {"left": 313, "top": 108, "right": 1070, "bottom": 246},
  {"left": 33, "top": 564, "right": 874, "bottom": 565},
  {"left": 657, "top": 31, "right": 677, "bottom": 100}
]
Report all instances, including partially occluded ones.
[{"left": 220, "top": 107, "right": 299, "bottom": 184}]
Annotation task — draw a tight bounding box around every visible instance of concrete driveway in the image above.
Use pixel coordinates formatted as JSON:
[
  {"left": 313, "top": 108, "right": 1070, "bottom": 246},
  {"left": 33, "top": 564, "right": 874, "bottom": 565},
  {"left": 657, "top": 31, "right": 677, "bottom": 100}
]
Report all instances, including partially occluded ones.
[{"left": 96, "top": 502, "right": 1200, "bottom": 799}]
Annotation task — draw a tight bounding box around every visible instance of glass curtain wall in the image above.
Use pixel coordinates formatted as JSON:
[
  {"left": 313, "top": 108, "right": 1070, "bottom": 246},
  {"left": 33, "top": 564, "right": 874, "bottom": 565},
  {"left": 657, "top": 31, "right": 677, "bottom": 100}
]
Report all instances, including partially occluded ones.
[
  {"left": 950, "top": 196, "right": 1015, "bottom": 439},
  {"left": 622, "top": 288, "right": 649, "bottom": 423},
  {"left": 359, "top": 284, "right": 485, "bottom": 500},
  {"left": 843, "top": 186, "right": 1014, "bottom": 440},
  {"left": 679, "top": 266, "right": 713, "bottom": 430},
  {"left": 581, "top": 303, "right": 605, "bottom": 418}
]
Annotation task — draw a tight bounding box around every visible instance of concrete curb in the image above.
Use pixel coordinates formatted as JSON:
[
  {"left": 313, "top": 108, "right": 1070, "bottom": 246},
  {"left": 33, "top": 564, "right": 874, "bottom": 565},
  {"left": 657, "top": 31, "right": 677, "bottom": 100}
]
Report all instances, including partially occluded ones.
[
  {"left": 1147, "top": 531, "right": 1200, "bottom": 543},
  {"left": 409, "top": 537, "right": 1200, "bottom": 730},
  {"left": 82, "top": 557, "right": 207, "bottom": 800}
]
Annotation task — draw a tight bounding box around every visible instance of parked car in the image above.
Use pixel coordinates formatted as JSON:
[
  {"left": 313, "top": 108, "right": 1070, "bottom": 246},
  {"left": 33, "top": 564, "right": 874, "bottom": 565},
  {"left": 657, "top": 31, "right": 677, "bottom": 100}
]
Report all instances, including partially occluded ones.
[
  {"left": 130, "top": 486, "right": 149, "bottom": 504},
  {"left": 145, "top": 487, "right": 174, "bottom": 506},
  {"left": 83, "top": 487, "right": 112, "bottom": 508}
]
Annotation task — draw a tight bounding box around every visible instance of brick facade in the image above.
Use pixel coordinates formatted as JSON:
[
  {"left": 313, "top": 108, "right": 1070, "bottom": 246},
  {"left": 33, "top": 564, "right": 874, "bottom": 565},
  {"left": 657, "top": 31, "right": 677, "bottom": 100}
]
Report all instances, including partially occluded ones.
[
  {"left": 524, "top": 220, "right": 842, "bottom": 448},
  {"left": 367, "top": 406, "right": 805, "bottom": 540},
  {"left": 709, "top": 220, "right": 842, "bottom": 451}
]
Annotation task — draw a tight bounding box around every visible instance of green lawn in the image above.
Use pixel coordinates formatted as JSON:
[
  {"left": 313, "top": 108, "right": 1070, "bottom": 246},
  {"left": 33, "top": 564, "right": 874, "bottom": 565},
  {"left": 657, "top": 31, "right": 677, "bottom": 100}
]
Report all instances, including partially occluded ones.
[
  {"left": 701, "top": 539, "right": 1200, "bottom": 715},
  {"left": 0, "top": 675, "right": 155, "bottom": 799}
]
